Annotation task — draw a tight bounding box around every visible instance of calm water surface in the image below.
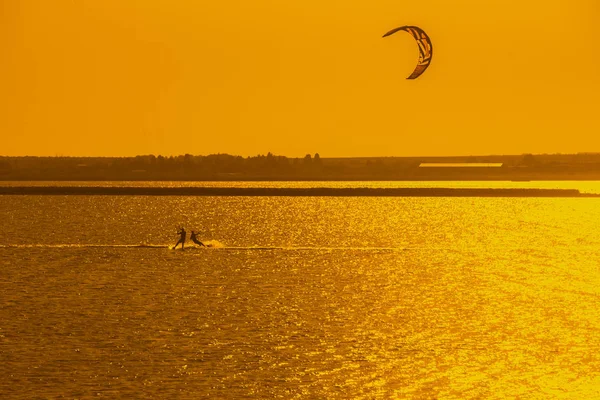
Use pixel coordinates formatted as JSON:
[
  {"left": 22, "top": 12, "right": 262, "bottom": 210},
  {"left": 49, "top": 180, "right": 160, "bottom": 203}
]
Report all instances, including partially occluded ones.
[{"left": 1, "top": 192, "right": 600, "bottom": 398}]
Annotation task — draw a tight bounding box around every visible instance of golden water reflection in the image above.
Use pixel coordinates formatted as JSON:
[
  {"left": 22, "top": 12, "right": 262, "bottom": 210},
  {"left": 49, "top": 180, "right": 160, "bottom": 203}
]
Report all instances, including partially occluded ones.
[{"left": 1, "top": 196, "right": 600, "bottom": 398}]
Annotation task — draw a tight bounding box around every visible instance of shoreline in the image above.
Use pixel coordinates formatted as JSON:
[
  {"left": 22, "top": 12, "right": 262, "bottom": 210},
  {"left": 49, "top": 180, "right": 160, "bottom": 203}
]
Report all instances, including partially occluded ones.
[{"left": 0, "top": 186, "right": 593, "bottom": 197}]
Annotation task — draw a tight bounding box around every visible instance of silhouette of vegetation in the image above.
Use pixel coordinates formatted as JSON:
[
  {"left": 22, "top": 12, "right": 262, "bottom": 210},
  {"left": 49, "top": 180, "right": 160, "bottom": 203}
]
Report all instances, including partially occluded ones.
[{"left": 2, "top": 152, "right": 600, "bottom": 180}]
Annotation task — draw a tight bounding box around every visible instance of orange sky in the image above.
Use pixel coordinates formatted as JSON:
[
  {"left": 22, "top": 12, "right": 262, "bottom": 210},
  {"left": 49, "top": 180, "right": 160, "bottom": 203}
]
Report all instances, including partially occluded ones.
[{"left": 1, "top": 0, "right": 598, "bottom": 157}]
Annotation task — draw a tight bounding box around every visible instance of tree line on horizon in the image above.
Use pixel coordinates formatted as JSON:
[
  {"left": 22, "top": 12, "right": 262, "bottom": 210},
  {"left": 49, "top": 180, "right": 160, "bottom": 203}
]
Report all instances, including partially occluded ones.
[
  {"left": 3, "top": 152, "right": 600, "bottom": 180},
  {"left": 0, "top": 153, "right": 326, "bottom": 179}
]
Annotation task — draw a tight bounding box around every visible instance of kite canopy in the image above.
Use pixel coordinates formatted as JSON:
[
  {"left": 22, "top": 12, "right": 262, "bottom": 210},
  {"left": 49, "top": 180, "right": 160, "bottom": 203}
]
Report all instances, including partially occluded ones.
[{"left": 383, "top": 26, "right": 433, "bottom": 79}]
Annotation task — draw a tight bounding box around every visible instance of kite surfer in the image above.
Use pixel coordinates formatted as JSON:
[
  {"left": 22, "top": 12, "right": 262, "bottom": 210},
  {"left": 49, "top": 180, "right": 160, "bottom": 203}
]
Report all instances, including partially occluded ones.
[
  {"left": 173, "top": 227, "right": 186, "bottom": 249},
  {"left": 190, "top": 231, "right": 206, "bottom": 247}
]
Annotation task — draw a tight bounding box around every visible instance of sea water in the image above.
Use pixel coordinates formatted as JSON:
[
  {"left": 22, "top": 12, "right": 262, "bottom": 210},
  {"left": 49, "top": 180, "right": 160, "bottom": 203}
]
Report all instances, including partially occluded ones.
[{"left": 1, "top": 191, "right": 600, "bottom": 398}]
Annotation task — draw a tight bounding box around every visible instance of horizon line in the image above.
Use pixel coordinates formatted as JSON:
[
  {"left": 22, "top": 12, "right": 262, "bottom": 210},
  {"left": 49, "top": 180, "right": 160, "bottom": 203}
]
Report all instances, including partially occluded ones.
[{"left": 2, "top": 152, "right": 599, "bottom": 159}]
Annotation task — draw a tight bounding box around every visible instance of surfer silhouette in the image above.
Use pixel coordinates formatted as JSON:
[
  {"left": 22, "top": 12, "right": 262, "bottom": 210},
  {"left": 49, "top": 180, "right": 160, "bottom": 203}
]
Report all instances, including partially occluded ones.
[
  {"left": 174, "top": 227, "right": 186, "bottom": 249},
  {"left": 190, "top": 231, "right": 205, "bottom": 247}
]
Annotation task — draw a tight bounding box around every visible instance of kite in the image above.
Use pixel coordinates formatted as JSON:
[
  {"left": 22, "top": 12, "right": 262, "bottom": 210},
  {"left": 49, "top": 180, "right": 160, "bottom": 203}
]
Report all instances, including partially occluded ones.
[{"left": 383, "top": 26, "right": 433, "bottom": 79}]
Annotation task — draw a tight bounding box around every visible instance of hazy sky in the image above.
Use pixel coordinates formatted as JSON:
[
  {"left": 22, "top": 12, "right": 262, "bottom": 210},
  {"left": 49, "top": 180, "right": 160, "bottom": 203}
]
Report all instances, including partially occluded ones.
[{"left": 1, "top": 0, "right": 599, "bottom": 157}]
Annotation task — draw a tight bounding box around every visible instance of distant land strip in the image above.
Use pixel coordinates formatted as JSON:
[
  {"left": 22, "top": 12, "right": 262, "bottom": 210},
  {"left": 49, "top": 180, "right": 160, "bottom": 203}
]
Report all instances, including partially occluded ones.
[{"left": 0, "top": 187, "right": 595, "bottom": 197}]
